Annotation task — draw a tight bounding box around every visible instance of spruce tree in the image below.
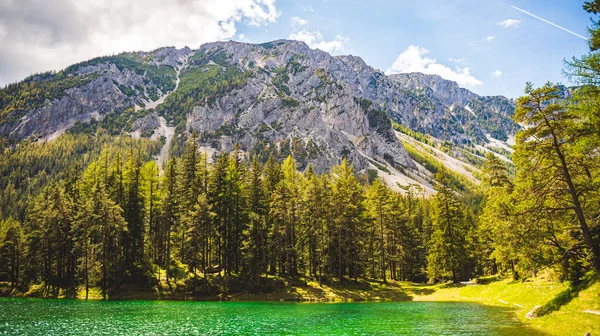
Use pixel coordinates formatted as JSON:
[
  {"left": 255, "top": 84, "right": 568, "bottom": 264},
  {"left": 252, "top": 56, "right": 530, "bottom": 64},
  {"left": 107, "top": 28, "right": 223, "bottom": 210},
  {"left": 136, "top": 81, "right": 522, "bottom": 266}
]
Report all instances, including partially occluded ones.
[{"left": 427, "top": 166, "right": 469, "bottom": 283}]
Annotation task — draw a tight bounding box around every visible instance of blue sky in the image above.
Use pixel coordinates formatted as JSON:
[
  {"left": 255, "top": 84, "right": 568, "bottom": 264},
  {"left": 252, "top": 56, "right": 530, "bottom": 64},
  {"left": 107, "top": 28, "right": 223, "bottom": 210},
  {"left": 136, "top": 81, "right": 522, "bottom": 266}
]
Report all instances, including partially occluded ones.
[
  {"left": 235, "top": 0, "right": 592, "bottom": 97},
  {"left": 0, "top": 0, "right": 593, "bottom": 98}
]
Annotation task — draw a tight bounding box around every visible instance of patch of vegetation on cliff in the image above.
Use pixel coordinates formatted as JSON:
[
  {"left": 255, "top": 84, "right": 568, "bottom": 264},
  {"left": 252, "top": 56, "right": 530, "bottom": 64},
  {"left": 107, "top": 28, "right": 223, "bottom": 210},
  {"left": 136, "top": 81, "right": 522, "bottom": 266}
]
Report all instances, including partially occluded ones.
[
  {"left": 65, "top": 54, "right": 177, "bottom": 92},
  {"left": 157, "top": 64, "right": 250, "bottom": 126},
  {"left": 0, "top": 72, "right": 98, "bottom": 125}
]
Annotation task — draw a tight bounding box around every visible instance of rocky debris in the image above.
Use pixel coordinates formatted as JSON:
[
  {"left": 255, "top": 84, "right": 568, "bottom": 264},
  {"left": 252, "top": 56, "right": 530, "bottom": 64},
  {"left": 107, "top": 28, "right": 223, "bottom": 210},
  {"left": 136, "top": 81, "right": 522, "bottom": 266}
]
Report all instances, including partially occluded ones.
[
  {"left": 146, "top": 46, "right": 193, "bottom": 68},
  {"left": 132, "top": 112, "right": 160, "bottom": 136}
]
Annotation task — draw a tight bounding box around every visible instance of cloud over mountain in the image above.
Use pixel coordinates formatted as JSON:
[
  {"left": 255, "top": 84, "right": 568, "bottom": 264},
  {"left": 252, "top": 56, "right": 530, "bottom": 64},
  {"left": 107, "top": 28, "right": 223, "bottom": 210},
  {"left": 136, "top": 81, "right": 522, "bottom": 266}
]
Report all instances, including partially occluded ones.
[
  {"left": 0, "top": 0, "right": 279, "bottom": 86},
  {"left": 386, "top": 45, "right": 482, "bottom": 88}
]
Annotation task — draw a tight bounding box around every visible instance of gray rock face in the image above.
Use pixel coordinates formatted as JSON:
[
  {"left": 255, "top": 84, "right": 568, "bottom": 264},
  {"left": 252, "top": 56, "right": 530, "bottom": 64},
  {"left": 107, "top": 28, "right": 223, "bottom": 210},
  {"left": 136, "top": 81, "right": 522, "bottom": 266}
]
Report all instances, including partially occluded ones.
[
  {"left": 389, "top": 72, "right": 517, "bottom": 142},
  {"left": 0, "top": 39, "right": 519, "bottom": 174},
  {"left": 390, "top": 72, "right": 477, "bottom": 107},
  {"left": 182, "top": 40, "right": 415, "bottom": 172},
  {"left": 132, "top": 112, "right": 160, "bottom": 135},
  {"left": 0, "top": 47, "right": 189, "bottom": 140}
]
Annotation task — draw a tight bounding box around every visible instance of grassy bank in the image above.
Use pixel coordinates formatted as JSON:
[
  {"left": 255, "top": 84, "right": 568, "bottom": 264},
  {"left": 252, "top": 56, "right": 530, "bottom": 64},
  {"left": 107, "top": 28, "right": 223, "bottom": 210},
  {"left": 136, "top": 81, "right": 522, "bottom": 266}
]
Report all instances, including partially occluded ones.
[{"left": 409, "top": 276, "right": 600, "bottom": 336}]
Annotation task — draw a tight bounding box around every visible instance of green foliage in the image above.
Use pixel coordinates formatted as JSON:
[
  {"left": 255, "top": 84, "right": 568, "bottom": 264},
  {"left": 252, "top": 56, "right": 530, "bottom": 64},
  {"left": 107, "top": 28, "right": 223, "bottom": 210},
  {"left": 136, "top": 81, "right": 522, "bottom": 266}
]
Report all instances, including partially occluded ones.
[
  {"left": 427, "top": 167, "right": 473, "bottom": 283},
  {"left": 158, "top": 63, "right": 250, "bottom": 126},
  {"left": 0, "top": 131, "right": 160, "bottom": 222},
  {"left": 282, "top": 97, "right": 299, "bottom": 108},
  {"left": 1, "top": 136, "right": 488, "bottom": 296},
  {"left": 512, "top": 83, "right": 600, "bottom": 272},
  {"left": 392, "top": 122, "right": 434, "bottom": 146},
  {"left": 401, "top": 141, "right": 473, "bottom": 193}
]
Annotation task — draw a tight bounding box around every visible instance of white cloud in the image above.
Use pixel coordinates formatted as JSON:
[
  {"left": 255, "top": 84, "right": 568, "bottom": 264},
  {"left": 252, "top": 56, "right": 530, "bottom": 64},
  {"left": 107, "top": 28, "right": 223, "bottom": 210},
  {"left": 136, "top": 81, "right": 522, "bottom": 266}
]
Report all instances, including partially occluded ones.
[
  {"left": 492, "top": 70, "right": 502, "bottom": 77},
  {"left": 290, "top": 16, "right": 308, "bottom": 26},
  {"left": 0, "top": 0, "right": 280, "bottom": 86},
  {"left": 486, "top": 35, "right": 495, "bottom": 42},
  {"left": 386, "top": 45, "right": 482, "bottom": 88},
  {"left": 289, "top": 30, "right": 348, "bottom": 53},
  {"left": 498, "top": 19, "right": 521, "bottom": 28},
  {"left": 238, "top": 33, "right": 247, "bottom": 41},
  {"left": 304, "top": 6, "right": 314, "bottom": 12}
]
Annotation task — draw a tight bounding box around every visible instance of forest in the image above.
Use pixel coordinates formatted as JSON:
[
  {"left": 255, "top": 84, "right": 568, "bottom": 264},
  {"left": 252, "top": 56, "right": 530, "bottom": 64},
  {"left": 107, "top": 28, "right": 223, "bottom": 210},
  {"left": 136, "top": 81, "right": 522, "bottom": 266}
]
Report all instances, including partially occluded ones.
[
  {"left": 0, "top": 103, "right": 598, "bottom": 299},
  {"left": 1, "top": 1, "right": 600, "bottom": 304}
]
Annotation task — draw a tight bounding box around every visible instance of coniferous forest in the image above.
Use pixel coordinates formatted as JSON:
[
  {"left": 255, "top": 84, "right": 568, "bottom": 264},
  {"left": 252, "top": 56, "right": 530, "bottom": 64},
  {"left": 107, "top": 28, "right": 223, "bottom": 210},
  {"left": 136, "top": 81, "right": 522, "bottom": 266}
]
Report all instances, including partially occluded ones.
[{"left": 1, "top": 98, "right": 600, "bottom": 300}]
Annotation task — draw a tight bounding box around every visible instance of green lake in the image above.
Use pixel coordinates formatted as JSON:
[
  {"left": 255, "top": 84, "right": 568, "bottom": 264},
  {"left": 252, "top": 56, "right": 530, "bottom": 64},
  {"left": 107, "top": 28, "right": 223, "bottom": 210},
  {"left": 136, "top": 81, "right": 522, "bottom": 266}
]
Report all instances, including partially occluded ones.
[{"left": 0, "top": 298, "right": 542, "bottom": 335}]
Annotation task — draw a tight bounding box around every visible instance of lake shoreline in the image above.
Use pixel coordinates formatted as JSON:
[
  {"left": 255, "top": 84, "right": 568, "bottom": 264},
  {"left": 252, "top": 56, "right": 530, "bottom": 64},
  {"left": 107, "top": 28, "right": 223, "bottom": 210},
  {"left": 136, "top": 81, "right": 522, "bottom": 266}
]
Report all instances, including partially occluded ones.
[
  {"left": 3, "top": 276, "right": 598, "bottom": 335},
  {"left": 0, "top": 278, "right": 421, "bottom": 303}
]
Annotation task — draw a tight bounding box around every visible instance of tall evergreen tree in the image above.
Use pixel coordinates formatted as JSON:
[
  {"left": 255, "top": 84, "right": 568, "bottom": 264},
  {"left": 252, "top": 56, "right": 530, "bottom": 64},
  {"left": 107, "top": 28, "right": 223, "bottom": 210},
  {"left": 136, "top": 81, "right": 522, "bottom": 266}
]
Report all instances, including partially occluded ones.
[
  {"left": 513, "top": 83, "right": 600, "bottom": 271},
  {"left": 0, "top": 217, "right": 22, "bottom": 289},
  {"left": 330, "top": 159, "right": 365, "bottom": 281},
  {"left": 124, "top": 151, "right": 145, "bottom": 273},
  {"left": 427, "top": 166, "right": 470, "bottom": 283}
]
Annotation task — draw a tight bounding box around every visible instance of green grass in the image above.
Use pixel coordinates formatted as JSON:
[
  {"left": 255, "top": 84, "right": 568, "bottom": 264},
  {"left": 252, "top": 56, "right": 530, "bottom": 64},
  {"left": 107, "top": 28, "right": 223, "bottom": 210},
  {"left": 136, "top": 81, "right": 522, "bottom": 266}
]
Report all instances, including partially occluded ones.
[{"left": 409, "top": 275, "right": 600, "bottom": 336}]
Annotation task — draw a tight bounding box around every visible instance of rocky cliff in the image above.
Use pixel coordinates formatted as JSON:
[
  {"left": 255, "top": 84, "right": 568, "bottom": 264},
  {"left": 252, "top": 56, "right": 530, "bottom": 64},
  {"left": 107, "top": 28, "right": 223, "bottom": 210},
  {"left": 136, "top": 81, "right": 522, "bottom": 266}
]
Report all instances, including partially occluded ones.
[{"left": 0, "top": 39, "right": 518, "bottom": 186}]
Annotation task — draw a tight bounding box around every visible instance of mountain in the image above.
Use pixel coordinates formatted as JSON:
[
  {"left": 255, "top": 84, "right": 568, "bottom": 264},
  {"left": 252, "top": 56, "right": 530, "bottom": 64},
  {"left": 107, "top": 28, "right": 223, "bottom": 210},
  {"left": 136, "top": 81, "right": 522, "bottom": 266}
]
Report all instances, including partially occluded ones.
[{"left": 0, "top": 39, "right": 518, "bottom": 193}]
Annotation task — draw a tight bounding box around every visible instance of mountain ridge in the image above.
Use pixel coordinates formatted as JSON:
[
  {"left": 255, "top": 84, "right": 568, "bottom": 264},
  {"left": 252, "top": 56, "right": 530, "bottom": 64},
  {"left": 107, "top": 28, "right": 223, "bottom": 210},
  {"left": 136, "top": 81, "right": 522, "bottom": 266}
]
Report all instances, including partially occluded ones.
[{"left": 0, "top": 39, "right": 518, "bottom": 193}]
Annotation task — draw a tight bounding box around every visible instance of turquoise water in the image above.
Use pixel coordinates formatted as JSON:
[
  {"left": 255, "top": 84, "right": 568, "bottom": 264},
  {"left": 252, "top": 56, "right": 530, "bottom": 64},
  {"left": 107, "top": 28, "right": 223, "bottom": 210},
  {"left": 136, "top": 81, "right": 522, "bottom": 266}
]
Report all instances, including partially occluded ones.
[{"left": 0, "top": 299, "right": 540, "bottom": 335}]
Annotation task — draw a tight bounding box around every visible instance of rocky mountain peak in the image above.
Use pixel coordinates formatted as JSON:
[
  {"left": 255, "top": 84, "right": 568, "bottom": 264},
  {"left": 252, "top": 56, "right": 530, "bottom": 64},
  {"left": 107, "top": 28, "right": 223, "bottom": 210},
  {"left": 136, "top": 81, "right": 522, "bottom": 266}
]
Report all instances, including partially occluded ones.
[{"left": 0, "top": 39, "right": 519, "bottom": 194}]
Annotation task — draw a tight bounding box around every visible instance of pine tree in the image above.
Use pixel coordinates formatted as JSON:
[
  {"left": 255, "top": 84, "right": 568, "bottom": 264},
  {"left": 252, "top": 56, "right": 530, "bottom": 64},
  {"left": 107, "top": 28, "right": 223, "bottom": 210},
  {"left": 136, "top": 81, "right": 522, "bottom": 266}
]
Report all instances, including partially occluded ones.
[
  {"left": 513, "top": 83, "right": 600, "bottom": 271},
  {"left": 140, "top": 161, "right": 161, "bottom": 266},
  {"left": 366, "top": 179, "right": 390, "bottom": 282},
  {"left": 427, "top": 166, "right": 470, "bottom": 283},
  {"left": 226, "top": 146, "right": 248, "bottom": 274},
  {"left": 124, "top": 150, "right": 145, "bottom": 274},
  {"left": 209, "top": 153, "right": 229, "bottom": 276},
  {"left": 26, "top": 182, "right": 74, "bottom": 295},
  {"left": 243, "top": 157, "right": 267, "bottom": 283},
  {"left": 270, "top": 156, "right": 301, "bottom": 277},
  {"left": 92, "top": 183, "right": 127, "bottom": 299},
  {"left": 330, "top": 159, "right": 365, "bottom": 281},
  {"left": 184, "top": 194, "right": 214, "bottom": 280},
  {"left": 263, "top": 155, "right": 282, "bottom": 275},
  {"left": 482, "top": 153, "right": 511, "bottom": 189},
  {"left": 0, "top": 217, "right": 22, "bottom": 289},
  {"left": 160, "top": 159, "right": 180, "bottom": 284},
  {"left": 300, "top": 165, "right": 327, "bottom": 282}
]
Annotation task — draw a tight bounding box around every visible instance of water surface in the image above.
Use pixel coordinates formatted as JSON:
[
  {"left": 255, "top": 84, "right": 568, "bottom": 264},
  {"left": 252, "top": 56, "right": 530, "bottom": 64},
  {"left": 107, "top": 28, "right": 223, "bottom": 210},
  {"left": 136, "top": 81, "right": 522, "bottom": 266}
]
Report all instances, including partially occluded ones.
[{"left": 0, "top": 298, "right": 542, "bottom": 335}]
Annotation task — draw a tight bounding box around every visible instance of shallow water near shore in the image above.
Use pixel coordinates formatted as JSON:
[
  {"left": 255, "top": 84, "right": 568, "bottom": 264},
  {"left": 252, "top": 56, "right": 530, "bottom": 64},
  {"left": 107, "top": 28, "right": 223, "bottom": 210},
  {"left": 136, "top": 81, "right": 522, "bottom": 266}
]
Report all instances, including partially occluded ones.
[{"left": 0, "top": 298, "right": 544, "bottom": 335}]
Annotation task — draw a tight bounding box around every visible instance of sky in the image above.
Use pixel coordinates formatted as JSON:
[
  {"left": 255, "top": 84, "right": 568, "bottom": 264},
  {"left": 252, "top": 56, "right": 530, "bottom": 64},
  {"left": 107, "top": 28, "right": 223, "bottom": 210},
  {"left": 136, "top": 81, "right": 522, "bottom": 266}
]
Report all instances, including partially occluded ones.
[{"left": 0, "top": 0, "right": 593, "bottom": 97}]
